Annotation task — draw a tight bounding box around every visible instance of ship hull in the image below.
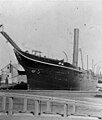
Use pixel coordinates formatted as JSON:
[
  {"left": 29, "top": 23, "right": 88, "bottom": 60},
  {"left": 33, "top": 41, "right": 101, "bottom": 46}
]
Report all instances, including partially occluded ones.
[
  {"left": 14, "top": 49, "right": 98, "bottom": 91},
  {"left": 0, "top": 30, "right": 98, "bottom": 91}
]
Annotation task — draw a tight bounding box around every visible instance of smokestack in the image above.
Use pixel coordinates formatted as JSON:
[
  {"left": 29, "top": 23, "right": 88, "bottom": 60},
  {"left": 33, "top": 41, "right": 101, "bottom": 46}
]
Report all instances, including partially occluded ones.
[{"left": 73, "top": 28, "right": 79, "bottom": 67}]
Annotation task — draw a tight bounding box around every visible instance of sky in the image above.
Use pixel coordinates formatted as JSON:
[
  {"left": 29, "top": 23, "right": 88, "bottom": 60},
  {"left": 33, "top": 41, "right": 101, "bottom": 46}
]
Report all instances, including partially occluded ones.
[{"left": 0, "top": 0, "right": 102, "bottom": 73}]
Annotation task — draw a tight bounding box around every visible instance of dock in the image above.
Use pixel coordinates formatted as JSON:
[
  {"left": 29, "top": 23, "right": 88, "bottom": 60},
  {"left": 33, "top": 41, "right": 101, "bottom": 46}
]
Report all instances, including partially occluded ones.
[
  {"left": 0, "top": 113, "right": 99, "bottom": 120},
  {"left": 0, "top": 91, "right": 102, "bottom": 119}
]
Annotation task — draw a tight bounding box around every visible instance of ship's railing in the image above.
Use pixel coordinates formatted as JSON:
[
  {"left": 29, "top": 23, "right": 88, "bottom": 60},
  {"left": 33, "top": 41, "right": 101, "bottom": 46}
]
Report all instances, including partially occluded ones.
[{"left": 0, "top": 92, "right": 101, "bottom": 118}]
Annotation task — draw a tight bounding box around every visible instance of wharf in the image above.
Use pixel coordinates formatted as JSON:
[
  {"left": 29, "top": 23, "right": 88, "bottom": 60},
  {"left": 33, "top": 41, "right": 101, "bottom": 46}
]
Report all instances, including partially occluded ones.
[
  {"left": 0, "top": 91, "right": 102, "bottom": 120},
  {"left": 0, "top": 113, "right": 99, "bottom": 120}
]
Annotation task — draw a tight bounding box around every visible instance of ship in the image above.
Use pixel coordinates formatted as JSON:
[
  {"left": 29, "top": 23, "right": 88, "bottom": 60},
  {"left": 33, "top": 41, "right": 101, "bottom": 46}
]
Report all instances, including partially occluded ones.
[{"left": 0, "top": 25, "right": 98, "bottom": 90}]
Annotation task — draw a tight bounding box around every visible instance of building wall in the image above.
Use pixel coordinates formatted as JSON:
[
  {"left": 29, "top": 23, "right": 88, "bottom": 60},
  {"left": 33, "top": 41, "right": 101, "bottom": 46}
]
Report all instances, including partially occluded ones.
[{"left": 1, "top": 64, "right": 27, "bottom": 84}]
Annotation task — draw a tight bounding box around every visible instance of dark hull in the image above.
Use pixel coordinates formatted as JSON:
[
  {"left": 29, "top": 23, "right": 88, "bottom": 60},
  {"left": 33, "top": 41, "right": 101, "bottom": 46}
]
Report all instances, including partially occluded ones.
[
  {"left": 0, "top": 30, "right": 98, "bottom": 91},
  {"left": 14, "top": 49, "right": 98, "bottom": 91}
]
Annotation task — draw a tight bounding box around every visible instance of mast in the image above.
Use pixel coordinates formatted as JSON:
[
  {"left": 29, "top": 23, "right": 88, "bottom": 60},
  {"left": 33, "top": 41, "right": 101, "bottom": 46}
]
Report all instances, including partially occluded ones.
[
  {"left": 79, "top": 48, "right": 84, "bottom": 69},
  {"left": 73, "top": 28, "right": 79, "bottom": 67},
  {"left": 87, "top": 55, "right": 88, "bottom": 70}
]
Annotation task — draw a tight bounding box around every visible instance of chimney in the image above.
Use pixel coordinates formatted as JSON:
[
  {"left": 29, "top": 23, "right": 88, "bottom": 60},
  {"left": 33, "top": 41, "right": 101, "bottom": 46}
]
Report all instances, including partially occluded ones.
[{"left": 73, "top": 28, "right": 79, "bottom": 67}]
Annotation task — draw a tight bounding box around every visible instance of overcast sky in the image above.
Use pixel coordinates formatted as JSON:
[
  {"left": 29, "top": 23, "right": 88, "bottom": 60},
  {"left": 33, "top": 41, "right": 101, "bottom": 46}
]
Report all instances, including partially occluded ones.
[{"left": 0, "top": 0, "right": 102, "bottom": 72}]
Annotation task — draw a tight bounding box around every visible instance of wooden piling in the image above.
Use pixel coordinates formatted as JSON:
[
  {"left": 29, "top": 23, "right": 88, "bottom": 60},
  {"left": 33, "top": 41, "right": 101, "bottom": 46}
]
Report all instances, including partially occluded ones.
[
  {"left": 2, "top": 96, "right": 6, "bottom": 112},
  {"left": 35, "top": 100, "right": 40, "bottom": 116},
  {"left": 8, "top": 97, "right": 13, "bottom": 115},
  {"left": 23, "top": 97, "right": 27, "bottom": 113},
  {"left": 71, "top": 104, "right": 76, "bottom": 115},
  {"left": 47, "top": 101, "right": 51, "bottom": 112},
  {"left": 64, "top": 103, "right": 68, "bottom": 117}
]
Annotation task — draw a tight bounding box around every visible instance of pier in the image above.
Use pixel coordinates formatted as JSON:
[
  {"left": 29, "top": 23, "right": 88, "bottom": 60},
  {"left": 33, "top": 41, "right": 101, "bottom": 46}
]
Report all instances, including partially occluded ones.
[{"left": 0, "top": 91, "right": 101, "bottom": 120}]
